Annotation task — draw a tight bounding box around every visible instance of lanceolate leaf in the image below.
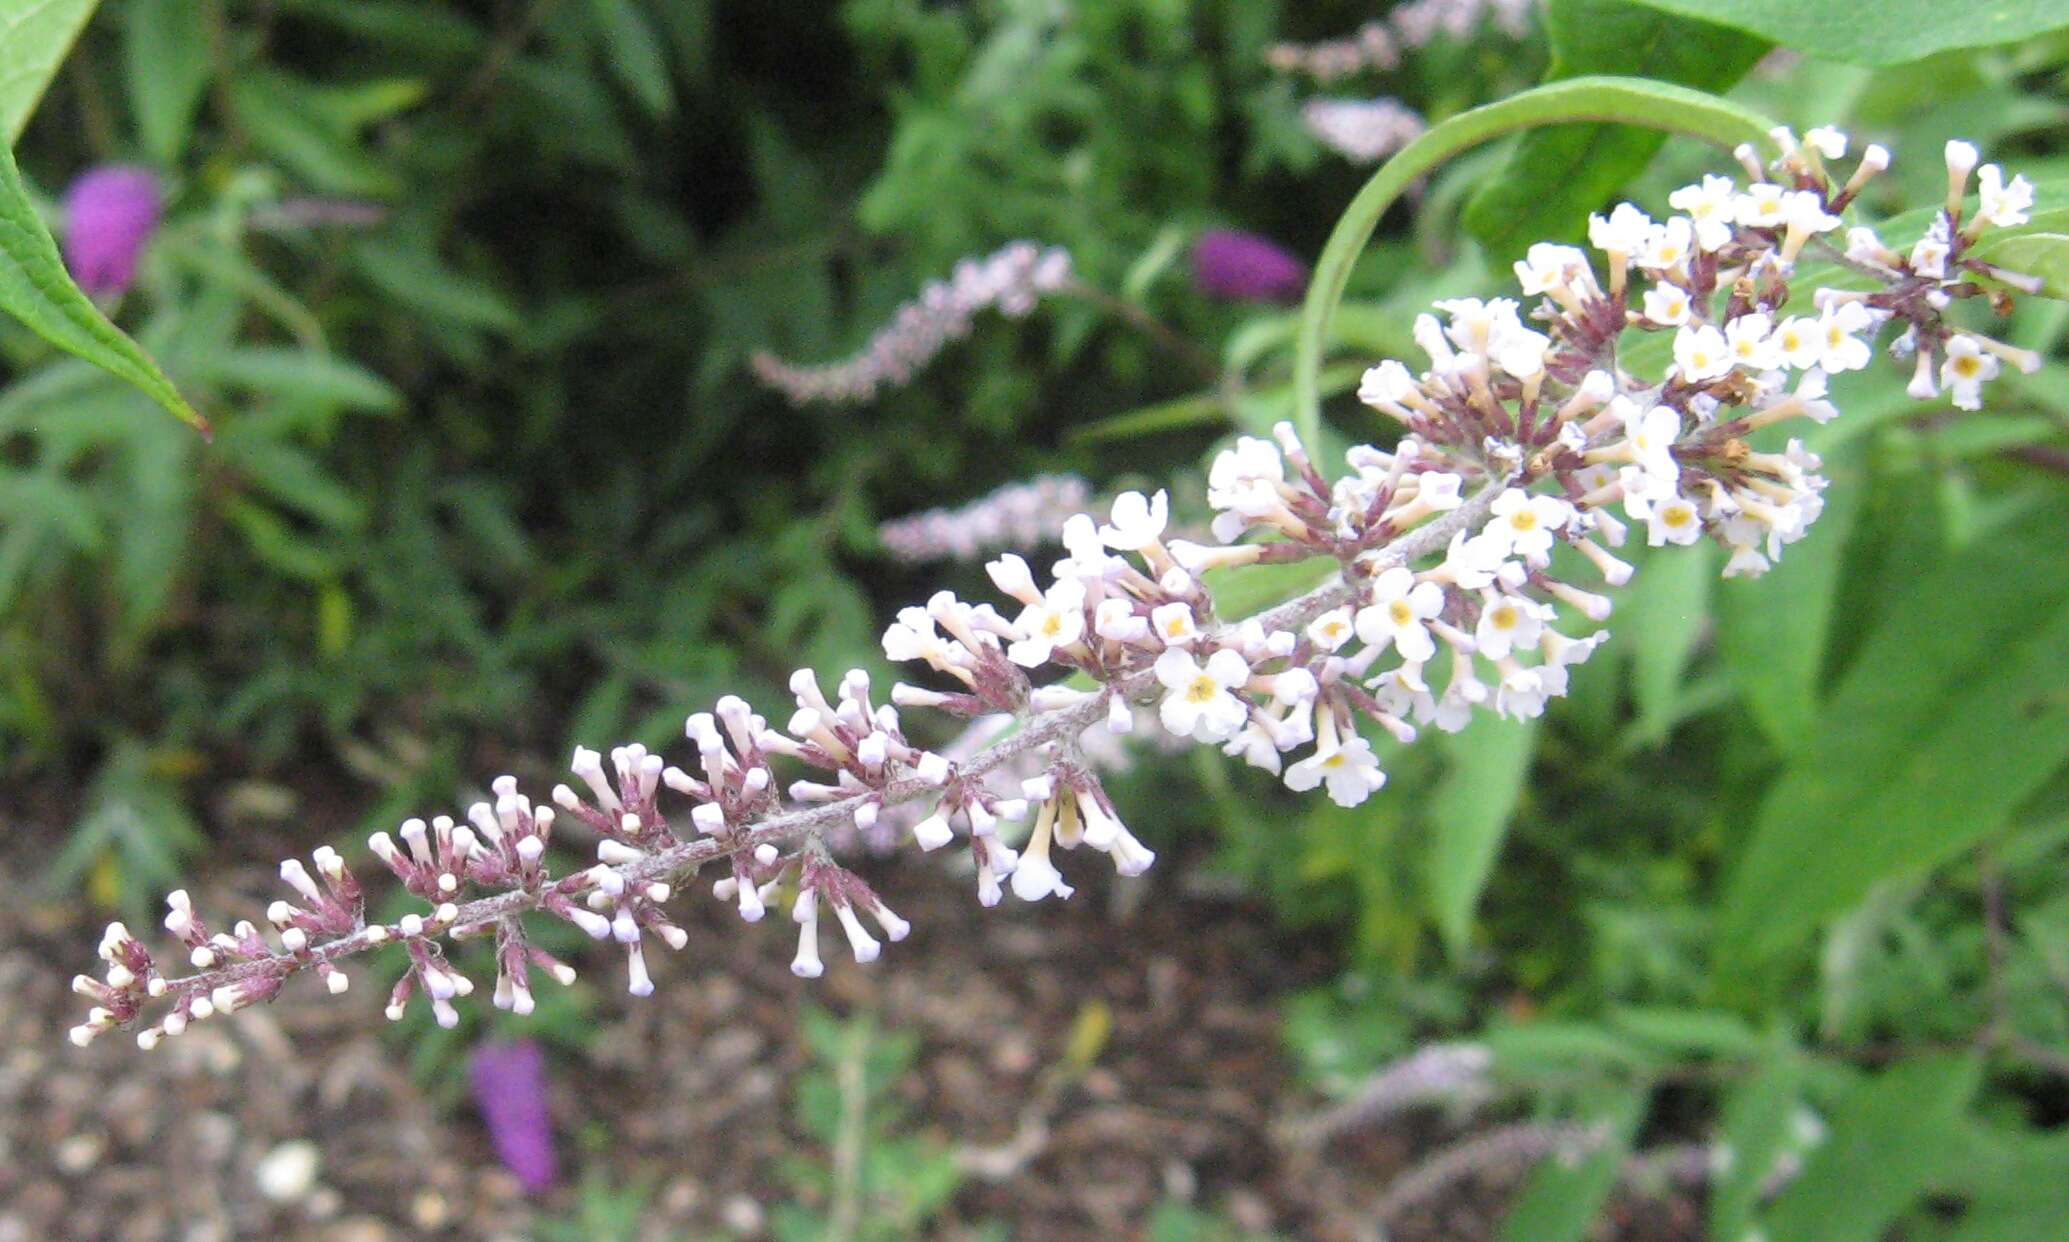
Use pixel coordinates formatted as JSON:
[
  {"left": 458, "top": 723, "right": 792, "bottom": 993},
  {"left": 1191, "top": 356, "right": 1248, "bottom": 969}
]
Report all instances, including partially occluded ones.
[
  {"left": 1292, "top": 76, "right": 1779, "bottom": 446},
  {"left": 1719, "top": 497, "right": 2069, "bottom": 962},
  {"left": 0, "top": 142, "right": 205, "bottom": 432},
  {"left": 1464, "top": 0, "right": 1771, "bottom": 267},
  {"left": 0, "top": 0, "right": 97, "bottom": 144},
  {"left": 1622, "top": 0, "right": 2069, "bottom": 66},
  {"left": 1426, "top": 716, "right": 1539, "bottom": 958},
  {"left": 1973, "top": 232, "right": 2069, "bottom": 301}
]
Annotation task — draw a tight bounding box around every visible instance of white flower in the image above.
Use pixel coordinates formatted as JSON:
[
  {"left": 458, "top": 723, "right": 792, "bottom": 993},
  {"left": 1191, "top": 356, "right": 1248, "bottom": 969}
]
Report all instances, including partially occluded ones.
[
  {"left": 1307, "top": 607, "right": 1356, "bottom": 652},
  {"left": 1910, "top": 235, "right": 1950, "bottom": 279},
  {"left": 1149, "top": 601, "right": 1200, "bottom": 647},
  {"left": 1940, "top": 335, "right": 2000, "bottom": 410},
  {"left": 1945, "top": 140, "right": 1980, "bottom": 184},
  {"left": 1007, "top": 578, "right": 1086, "bottom": 667},
  {"left": 1804, "top": 126, "right": 1848, "bottom": 159},
  {"left": 1207, "top": 436, "right": 1285, "bottom": 523},
  {"left": 1435, "top": 297, "right": 1524, "bottom": 355},
  {"left": 1641, "top": 283, "right": 1693, "bottom": 326},
  {"left": 1285, "top": 735, "right": 1387, "bottom": 807},
  {"left": 1635, "top": 216, "right": 1695, "bottom": 271},
  {"left": 1735, "top": 183, "right": 1790, "bottom": 228},
  {"left": 1492, "top": 324, "right": 1552, "bottom": 380},
  {"left": 1781, "top": 190, "right": 1842, "bottom": 237},
  {"left": 1588, "top": 203, "right": 1653, "bottom": 255},
  {"left": 1487, "top": 488, "right": 1570, "bottom": 563},
  {"left": 1098, "top": 490, "right": 1169, "bottom": 551},
  {"left": 1976, "top": 164, "right": 2034, "bottom": 228},
  {"left": 1474, "top": 594, "right": 1547, "bottom": 660},
  {"left": 1668, "top": 174, "right": 1737, "bottom": 251},
  {"left": 1673, "top": 324, "right": 1733, "bottom": 382},
  {"left": 1438, "top": 528, "right": 1513, "bottom": 591},
  {"left": 1618, "top": 399, "right": 1682, "bottom": 484},
  {"left": 1771, "top": 316, "right": 1820, "bottom": 369},
  {"left": 985, "top": 553, "right": 1039, "bottom": 604},
  {"left": 1514, "top": 243, "right": 1595, "bottom": 296},
  {"left": 1359, "top": 359, "right": 1420, "bottom": 410},
  {"left": 1354, "top": 567, "right": 1444, "bottom": 662},
  {"left": 1814, "top": 302, "right": 1874, "bottom": 373},
  {"left": 1094, "top": 597, "right": 1148, "bottom": 642},
  {"left": 1153, "top": 647, "right": 1252, "bottom": 742},
  {"left": 1724, "top": 313, "right": 1781, "bottom": 372},
  {"left": 1644, "top": 492, "right": 1704, "bottom": 546}
]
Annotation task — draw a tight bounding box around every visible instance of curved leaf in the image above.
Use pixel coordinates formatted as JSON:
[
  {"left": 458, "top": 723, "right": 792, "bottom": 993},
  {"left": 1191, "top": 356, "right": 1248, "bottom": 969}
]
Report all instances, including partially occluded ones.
[
  {"left": 1292, "top": 76, "right": 1779, "bottom": 446},
  {"left": 0, "top": 142, "right": 205, "bottom": 432},
  {"left": 0, "top": 0, "right": 96, "bottom": 144},
  {"left": 1622, "top": 0, "right": 2069, "bottom": 66}
]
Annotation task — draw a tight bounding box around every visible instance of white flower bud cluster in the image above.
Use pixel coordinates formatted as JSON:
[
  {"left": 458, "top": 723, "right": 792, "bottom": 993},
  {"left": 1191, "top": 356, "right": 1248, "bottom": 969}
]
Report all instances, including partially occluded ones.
[
  {"left": 1299, "top": 98, "right": 1430, "bottom": 166},
  {"left": 68, "top": 131, "right": 2040, "bottom": 1052},
  {"left": 877, "top": 473, "right": 1092, "bottom": 563},
  {"left": 1266, "top": 0, "right": 1538, "bottom": 82},
  {"left": 749, "top": 241, "right": 1073, "bottom": 405}
]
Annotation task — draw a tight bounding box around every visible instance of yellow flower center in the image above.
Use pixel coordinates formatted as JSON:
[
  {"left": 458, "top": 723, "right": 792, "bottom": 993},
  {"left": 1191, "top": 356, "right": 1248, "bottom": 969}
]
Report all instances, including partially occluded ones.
[
  {"left": 1185, "top": 675, "right": 1219, "bottom": 704},
  {"left": 1321, "top": 752, "right": 1346, "bottom": 769},
  {"left": 1041, "top": 614, "right": 1063, "bottom": 637},
  {"left": 1490, "top": 605, "right": 1517, "bottom": 631},
  {"left": 1952, "top": 354, "right": 1982, "bottom": 379},
  {"left": 1389, "top": 600, "right": 1413, "bottom": 626},
  {"left": 1167, "top": 617, "right": 1188, "bottom": 637},
  {"left": 1510, "top": 510, "right": 1538, "bottom": 531},
  {"left": 1663, "top": 504, "right": 1695, "bottom": 528}
]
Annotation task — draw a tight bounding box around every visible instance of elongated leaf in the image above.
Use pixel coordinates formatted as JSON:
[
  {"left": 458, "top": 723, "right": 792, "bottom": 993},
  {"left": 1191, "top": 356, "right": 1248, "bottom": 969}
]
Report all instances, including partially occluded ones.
[
  {"left": 0, "top": 0, "right": 96, "bottom": 143},
  {"left": 1464, "top": 0, "right": 1770, "bottom": 267},
  {"left": 1293, "top": 76, "right": 1779, "bottom": 446},
  {"left": 1972, "top": 232, "right": 2069, "bottom": 301},
  {"left": 1623, "top": 0, "right": 2069, "bottom": 66},
  {"left": 0, "top": 143, "right": 204, "bottom": 431},
  {"left": 1709, "top": 1054, "right": 1808, "bottom": 1242},
  {"left": 1497, "top": 1090, "right": 1645, "bottom": 1242},
  {"left": 124, "top": 0, "right": 209, "bottom": 164},
  {"left": 588, "top": 0, "right": 673, "bottom": 116},
  {"left": 1622, "top": 538, "right": 1713, "bottom": 744},
  {"left": 1720, "top": 497, "right": 2069, "bottom": 962},
  {"left": 1713, "top": 432, "right": 1866, "bottom": 748},
  {"left": 1426, "top": 716, "right": 1538, "bottom": 957},
  {"left": 188, "top": 346, "right": 401, "bottom": 413},
  {"left": 1762, "top": 1054, "right": 1980, "bottom": 1242}
]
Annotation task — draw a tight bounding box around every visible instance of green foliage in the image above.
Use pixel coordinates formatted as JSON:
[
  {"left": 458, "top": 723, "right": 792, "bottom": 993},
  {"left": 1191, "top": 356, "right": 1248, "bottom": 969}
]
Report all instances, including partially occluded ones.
[
  {"left": 0, "top": 0, "right": 97, "bottom": 142},
  {"left": 1463, "top": 0, "right": 1771, "bottom": 266},
  {"left": 1622, "top": 0, "right": 2069, "bottom": 66},
  {"left": 771, "top": 1010, "right": 969, "bottom": 1242}
]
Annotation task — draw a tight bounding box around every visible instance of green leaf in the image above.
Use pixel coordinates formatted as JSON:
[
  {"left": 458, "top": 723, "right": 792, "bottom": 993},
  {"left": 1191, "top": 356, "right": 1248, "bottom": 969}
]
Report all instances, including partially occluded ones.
[
  {"left": 1972, "top": 232, "right": 2069, "bottom": 301},
  {"left": 1622, "top": 538, "right": 1713, "bottom": 744},
  {"left": 123, "top": 0, "right": 210, "bottom": 164},
  {"left": 1497, "top": 1090, "right": 1645, "bottom": 1242},
  {"left": 0, "top": 0, "right": 96, "bottom": 143},
  {"left": 1464, "top": 0, "right": 1771, "bottom": 267},
  {"left": 1293, "top": 76, "right": 1779, "bottom": 446},
  {"left": 1426, "top": 716, "right": 1538, "bottom": 958},
  {"left": 1713, "top": 433, "right": 1866, "bottom": 748},
  {"left": 228, "top": 71, "right": 402, "bottom": 197},
  {"left": 1621, "top": 0, "right": 2069, "bottom": 65},
  {"left": 1719, "top": 496, "right": 2069, "bottom": 963},
  {"left": 1709, "top": 1054, "right": 1808, "bottom": 1242},
  {"left": 1762, "top": 1054, "right": 1980, "bottom": 1242},
  {"left": 587, "top": 0, "right": 674, "bottom": 117},
  {"left": 0, "top": 143, "right": 205, "bottom": 432},
  {"left": 187, "top": 346, "right": 402, "bottom": 413}
]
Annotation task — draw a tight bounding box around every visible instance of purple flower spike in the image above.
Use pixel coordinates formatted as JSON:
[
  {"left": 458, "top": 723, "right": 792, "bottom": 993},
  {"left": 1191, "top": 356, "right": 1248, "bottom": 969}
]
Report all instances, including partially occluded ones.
[
  {"left": 61, "top": 165, "right": 162, "bottom": 298},
  {"left": 468, "top": 1039, "right": 559, "bottom": 1193},
  {"left": 1190, "top": 228, "right": 1308, "bottom": 303}
]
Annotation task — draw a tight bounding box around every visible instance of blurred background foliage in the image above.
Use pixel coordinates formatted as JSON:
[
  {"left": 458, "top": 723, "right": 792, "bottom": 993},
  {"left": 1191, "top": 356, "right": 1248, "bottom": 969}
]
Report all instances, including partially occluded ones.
[{"left": 7, "top": 0, "right": 2069, "bottom": 1237}]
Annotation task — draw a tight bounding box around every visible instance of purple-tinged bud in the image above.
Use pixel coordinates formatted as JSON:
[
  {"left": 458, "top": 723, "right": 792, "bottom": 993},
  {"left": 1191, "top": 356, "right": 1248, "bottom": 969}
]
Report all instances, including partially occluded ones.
[
  {"left": 62, "top": 166, "right": 162, "bottom": 298},
  {"left": 1191, "top": 229, "right": 1308, "bottom": 303},
  {"left": 468, "top": 1039, "right": 559, "bottom": 1193}
]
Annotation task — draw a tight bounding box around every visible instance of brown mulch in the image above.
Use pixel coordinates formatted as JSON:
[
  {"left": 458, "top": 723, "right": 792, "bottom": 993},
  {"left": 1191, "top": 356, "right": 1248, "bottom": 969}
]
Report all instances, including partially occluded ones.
[{"left": 0, "top": 827, "right": 1703, "bottom": 1242}]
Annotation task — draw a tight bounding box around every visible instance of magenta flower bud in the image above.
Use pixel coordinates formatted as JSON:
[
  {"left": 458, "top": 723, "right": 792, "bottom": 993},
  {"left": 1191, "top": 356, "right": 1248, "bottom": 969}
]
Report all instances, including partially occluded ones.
[
  {"left": 61, "top": 166, "right": 162, "bottom": 298},
  {"left": 1190, "top": 229, "right": 1308, "bottom": 303},
  {"left": 468, "top": 1039, "right": 559, "bottom": 1193}
]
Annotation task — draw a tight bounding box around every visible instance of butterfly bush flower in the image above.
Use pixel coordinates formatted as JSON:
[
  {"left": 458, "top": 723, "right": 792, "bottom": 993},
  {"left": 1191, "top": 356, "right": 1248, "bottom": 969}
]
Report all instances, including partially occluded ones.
[
  {"left": 879, "top": 473, "right": 1091, "bottom": 563},
  {"left": 469, "top": 1040, "right": 559, "bottom": 1193},
  {"left": 1192, "top": 229, "right": 1309, "bottom": 303},
  {"left": 1266, "top": 0, "right": 1537, "bottom": 81},
  {"left": 1299, "top": 98, "right": 1428, "bottom": 165},
  {"left": 68, "top": 132, "right": 2051, "bottom": 1053},
  {"left": 751, "top": 241, "right": 1072, "bottom": 405},
  {"left": 62, "top": 165, "right": 162, "bottom": 298}
]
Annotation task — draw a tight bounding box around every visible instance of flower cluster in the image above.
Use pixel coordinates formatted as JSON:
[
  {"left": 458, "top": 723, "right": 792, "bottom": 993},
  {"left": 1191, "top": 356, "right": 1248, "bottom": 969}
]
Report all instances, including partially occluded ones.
[
  {"left": 1266, "top": 0, "right": 1537, "bottom": 82},
  {"left": 749, "top": 242, "right": 1072, "bottom": 405},
  {"left": 1298, "top": 98, "right": 1430, "bottom": 166},
  {"left": 68, "top": 131, "right": 2042, "bottom": 1052},
  {"left": 878, "top": 473, "right": 1093, "bottom": 563}
]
